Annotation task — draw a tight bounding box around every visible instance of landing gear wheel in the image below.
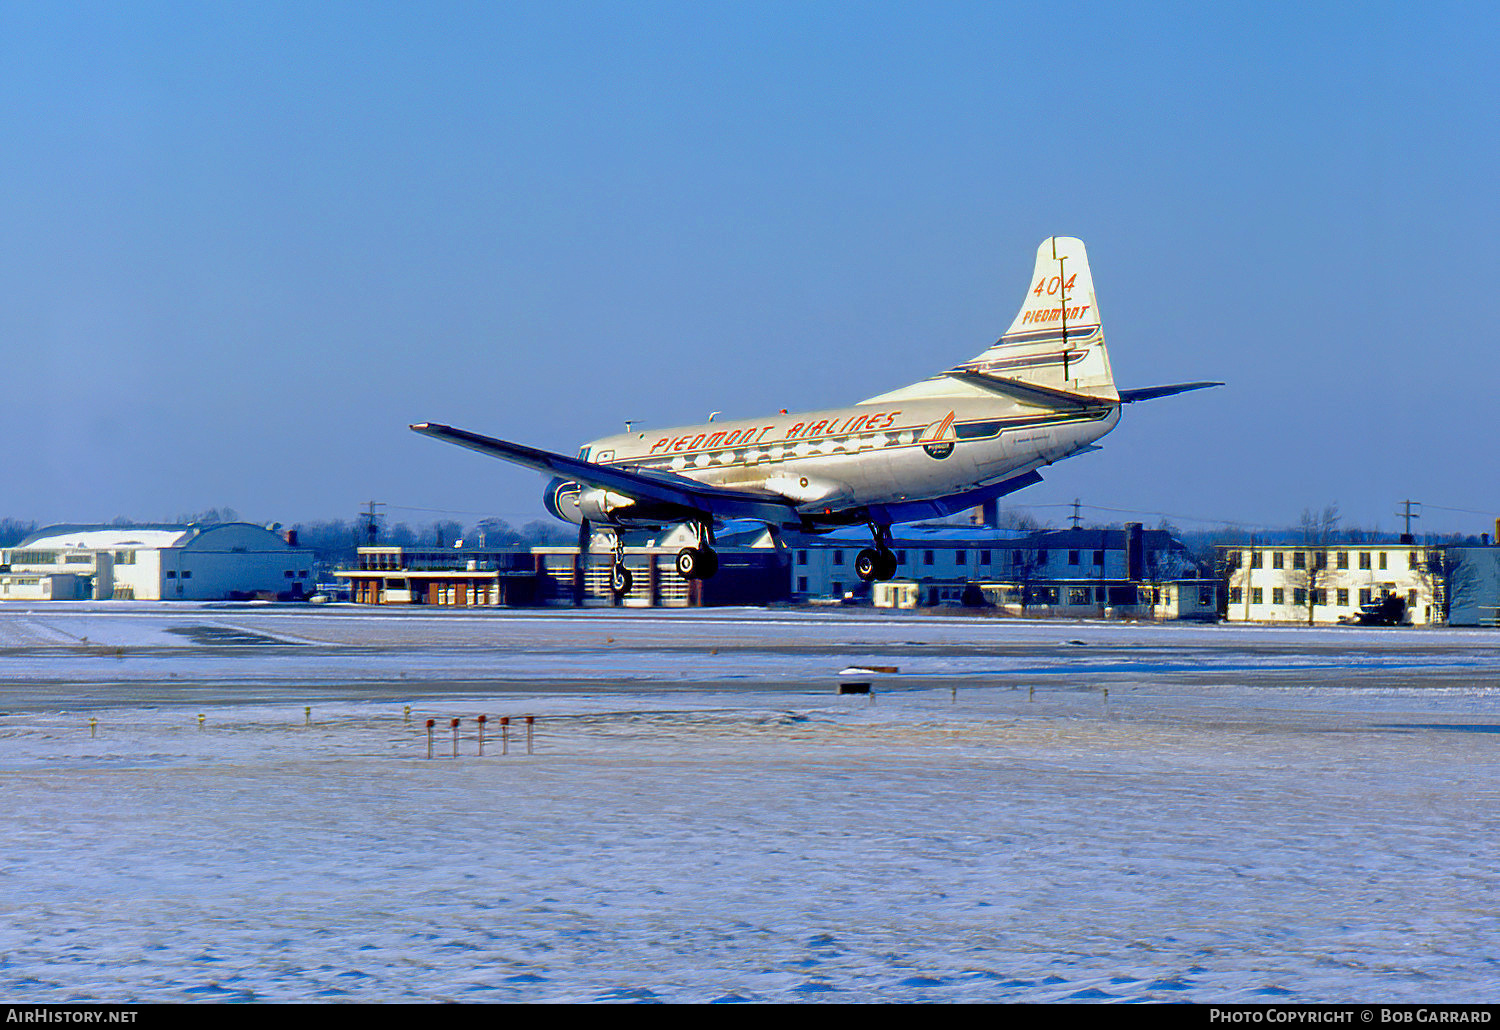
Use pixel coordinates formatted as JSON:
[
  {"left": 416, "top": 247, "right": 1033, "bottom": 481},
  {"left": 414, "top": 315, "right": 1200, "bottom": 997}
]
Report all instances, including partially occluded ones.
[
  {"left": 875, "top": 549, "right": 899, "bottom": 581},
  {"left": 610, "top": 563, "right": 633, "bottom": 595},
  {"left": 676, "top": 546, "right": 719, "bottom": 580},
  {"left": 856, "top": 548, "right": 881, "bottom": 583}
]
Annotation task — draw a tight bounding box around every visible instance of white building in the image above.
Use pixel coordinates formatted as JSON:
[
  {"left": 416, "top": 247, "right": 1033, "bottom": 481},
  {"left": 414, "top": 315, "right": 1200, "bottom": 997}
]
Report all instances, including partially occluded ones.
[
  {"left": 1220, "top": 543, "right": 1445, "bottom": 625},
  {"left": 2, "top": 523, "right": 314, "bottom": 601}
]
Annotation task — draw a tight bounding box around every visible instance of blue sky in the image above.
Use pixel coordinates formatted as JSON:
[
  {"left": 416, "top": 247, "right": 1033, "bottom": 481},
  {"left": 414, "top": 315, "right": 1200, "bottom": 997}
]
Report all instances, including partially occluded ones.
[{"left": 2, "top": 2, "right": 1496, "bottom": 536}]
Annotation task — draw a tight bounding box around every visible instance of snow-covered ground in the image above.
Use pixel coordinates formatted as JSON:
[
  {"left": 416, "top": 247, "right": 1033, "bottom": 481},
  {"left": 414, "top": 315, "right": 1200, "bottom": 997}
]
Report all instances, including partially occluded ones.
[{"left": 2, "top": 604, "right": 1499, "bottom": 1002}]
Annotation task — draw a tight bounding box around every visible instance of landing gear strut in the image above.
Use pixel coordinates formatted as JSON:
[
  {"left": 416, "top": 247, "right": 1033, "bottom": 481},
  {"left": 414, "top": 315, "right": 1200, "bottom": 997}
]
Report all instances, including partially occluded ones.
[
  {"left": 676, "top": 518, "right": 719, "bottom": 580},
  {"left": 608, "top": 529, "right": 633, "bottom": 595},
  {"left": 855, "top": 523, "right": 899, "bottom": 582}
]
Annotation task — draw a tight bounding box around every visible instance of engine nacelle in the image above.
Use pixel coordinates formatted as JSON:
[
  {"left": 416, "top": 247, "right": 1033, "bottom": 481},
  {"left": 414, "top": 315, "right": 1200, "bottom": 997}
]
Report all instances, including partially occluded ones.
[
  {"left": 543, "top": 477, "right": 695, "bottom": 529},
  {"left": 543, "top": 479, "right": 585, "bottom": 525}
]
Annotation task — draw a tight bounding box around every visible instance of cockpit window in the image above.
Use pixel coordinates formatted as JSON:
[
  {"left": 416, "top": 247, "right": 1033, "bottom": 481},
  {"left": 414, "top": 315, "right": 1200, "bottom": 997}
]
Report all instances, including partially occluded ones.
[{"left": 578, "top": 447, "right": 591, "bottom": 461}]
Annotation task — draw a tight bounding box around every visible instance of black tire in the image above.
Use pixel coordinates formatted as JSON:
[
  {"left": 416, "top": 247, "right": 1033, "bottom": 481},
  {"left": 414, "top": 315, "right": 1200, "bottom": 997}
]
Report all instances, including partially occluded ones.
[
  {"left": 875, "top": 549, "right": 899, "bottom": 581},
  {"left": 676, "top": 547, "right": 700, "bottom": 580},
  {"left": 697, "top": 547, "right": 719, "bottom": 579},
  {"left": 855, "top": 548, "right": 880, "bottom": 582},
  {"left": 611, "top": 564, "right": 633, "bottom": 594}
]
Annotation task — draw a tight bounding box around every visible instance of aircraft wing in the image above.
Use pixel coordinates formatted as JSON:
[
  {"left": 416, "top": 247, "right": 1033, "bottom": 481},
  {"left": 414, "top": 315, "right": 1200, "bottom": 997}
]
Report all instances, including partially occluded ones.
[
  {"left": 410, "top": 423, "right": 802, "bottom": 524},
  {"left": 1117, "top": 382, "right": 1224, "bottom": 403}
]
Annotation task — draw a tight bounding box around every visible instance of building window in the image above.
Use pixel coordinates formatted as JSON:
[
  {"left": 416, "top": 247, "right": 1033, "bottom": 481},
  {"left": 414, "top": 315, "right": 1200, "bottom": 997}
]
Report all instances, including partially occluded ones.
[
  {"left": 1252, "top": 587, "right": 1263, "bottom": 605},
  {"left": 1294, "top": 588, "right": 1306, "bottom": 606},
  {"left": 1313, "top": 589, "right": 1325, "bottom": 605},
  {"left": 1093, "top": 550, "right": 1104, "bottom": 566},
  {"left": 797, "top": 576, "right": 808, "bottom": 592},
  {"left": 832, "top": 550, "right": 844, "bottom": 566},
  {"left": 1273, "top": 552, "right": 1284, "bottom": 569},
  {"left": 1199, "top": 586, "right": 1214, "bottom": 606},
  {"left": 1068, "top": 550, "right": 1080, "bottom": 565},
  {"left": 1250, "top": 550, "right": 1262, "bottom": 568},
  {"left": 979, "top": 551, "right": 990, "bottom": 565},
  {"left": 1272, "top": 588, "right": 1284, "bottom": 605},
  {"left": 831, "top": 581, "right": 842, "bottom": 597},
  {"left": 1360, "top": 588, "right": 1372, "bottom": 606},
  {"left": 182, "top": 571, "right": 192, "bottom": 579},
  {"left": 1337, "top": 589, "right": 1349, "bottom": 606},
  {"left": 955, "top": 550, "right": 966, "bottom": 565},
  {"left": 797, "top": 550, "right": 807, "bottom": 566},
  {"left": 1095, "top": 587, "right": 1106, "bottom": 603},
  {"left": 1230, "top": 587, "right": 1242, "bottom": 604},
  {"left": 1293, "top": 551, "right": 1305, "bottom": 570},
  {"left": 1038, "top": 550, "right": 1048, "bottom": 564},
  {"left": 1409, "top": 551, "right": 1420, "bottom": 568},
  {"left": 166, "top": 571, "right": 177, "bottom": 579},
  {"left": 1068, "top": 587, "right": 1090, "bottom": 605},
  {"left": 1379, "top": 552, "right": 1388, "bottom": 570},
  {"left": 1360, "top": 552, "right": 1372, "bottom": 570},
  {"left": 896, "top": 550, "right": 907, "bottom": 564},
  {"left": 1337, "top": 551, "right": 1349, "bottom": 569},
  {"left": 923, "top": 551, "right": 934, "bottom": 566}
]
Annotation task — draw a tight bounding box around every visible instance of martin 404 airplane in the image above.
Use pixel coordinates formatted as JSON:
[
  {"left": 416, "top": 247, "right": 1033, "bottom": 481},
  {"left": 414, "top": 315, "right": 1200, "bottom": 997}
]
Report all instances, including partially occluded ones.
[{"left": 413, "top": 237, "right": 1219, "bottom": 594}]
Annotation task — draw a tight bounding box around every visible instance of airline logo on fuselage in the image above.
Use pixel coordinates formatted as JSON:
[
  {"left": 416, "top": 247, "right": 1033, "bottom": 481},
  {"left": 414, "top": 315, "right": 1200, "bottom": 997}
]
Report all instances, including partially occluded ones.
[
  {"left": 921, "top": 410, "right": 957, "bottom": 459},
  {"left": 646, "top": 410, "right": 905, "bottom": 457}
]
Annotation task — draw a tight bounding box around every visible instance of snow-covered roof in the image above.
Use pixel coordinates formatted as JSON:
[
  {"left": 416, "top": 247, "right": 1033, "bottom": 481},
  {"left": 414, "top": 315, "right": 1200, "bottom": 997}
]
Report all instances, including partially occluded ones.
[
  {"left": 17, "top": 525, "right": 197, "bottom": 550},
  {"left": 15, "top": 523, "right": 291, "bottom": 552}
]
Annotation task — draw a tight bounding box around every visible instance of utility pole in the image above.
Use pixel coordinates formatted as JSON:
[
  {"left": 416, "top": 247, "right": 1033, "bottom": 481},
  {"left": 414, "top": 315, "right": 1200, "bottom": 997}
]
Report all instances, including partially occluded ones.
[
  {"left": 362, "top": 501, "right": 385, "bottom": 545},
  {"left": 1070, "top": 499, "right": 1083, "bottom": 529},
  {"left": 1396, "top": 500, "right": 1421, "bottom": 545}
]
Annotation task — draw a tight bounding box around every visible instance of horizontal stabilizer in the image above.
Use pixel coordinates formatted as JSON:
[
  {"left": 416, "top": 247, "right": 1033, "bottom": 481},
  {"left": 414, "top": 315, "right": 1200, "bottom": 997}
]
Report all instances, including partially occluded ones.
[
  {"left": 1117, "top": 382, "right": 1223, "bottom": 404},
  {"left": 944, "top": 369, "right": 1113, "bottom": 409}
]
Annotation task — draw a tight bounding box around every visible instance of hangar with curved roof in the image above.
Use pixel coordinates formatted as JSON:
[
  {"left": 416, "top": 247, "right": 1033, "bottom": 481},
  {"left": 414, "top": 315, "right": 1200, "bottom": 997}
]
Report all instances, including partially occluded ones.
[{"left": 2, "top": 522, "right": 313, "bottom": 600}]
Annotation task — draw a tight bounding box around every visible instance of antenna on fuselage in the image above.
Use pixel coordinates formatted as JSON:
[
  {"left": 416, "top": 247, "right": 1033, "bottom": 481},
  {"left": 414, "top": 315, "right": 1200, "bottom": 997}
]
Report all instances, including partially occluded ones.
[{"left": 708, "top": 412, "right": 721, "bottom": 422}]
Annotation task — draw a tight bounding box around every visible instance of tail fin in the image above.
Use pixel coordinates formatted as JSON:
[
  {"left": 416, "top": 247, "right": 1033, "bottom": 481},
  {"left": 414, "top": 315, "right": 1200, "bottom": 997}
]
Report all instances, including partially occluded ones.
[{"left": 964, "top": 236, "right": 1118, "bottom": 402}]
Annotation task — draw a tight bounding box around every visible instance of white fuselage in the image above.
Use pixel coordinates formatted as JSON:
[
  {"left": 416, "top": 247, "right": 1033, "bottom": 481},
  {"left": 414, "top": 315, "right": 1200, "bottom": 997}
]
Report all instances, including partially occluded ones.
[{"left": 565, "top": 394, "right": 1120, "bottom": 525}]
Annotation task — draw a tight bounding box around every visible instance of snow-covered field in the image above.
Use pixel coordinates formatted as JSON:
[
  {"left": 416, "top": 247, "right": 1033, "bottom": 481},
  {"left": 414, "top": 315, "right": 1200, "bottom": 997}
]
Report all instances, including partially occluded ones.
[{"left": 2, "top": 604, "right": 1499, "bottom": 1002}]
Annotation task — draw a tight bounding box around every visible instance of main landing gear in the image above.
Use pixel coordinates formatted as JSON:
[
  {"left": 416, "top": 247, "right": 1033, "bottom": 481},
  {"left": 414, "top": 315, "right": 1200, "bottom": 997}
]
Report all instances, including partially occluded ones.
[
  {"left": 608, "top": 530, "right": 633, "bottom": 595},
  {"left": 581, "top": 518, "right": 636, "bottom": 597},
  {"left": 676, "top": 518, "right": 719, "bottom": 580},
  {"left": 855, "top": 523, "right": 899, "bottom": 583}
]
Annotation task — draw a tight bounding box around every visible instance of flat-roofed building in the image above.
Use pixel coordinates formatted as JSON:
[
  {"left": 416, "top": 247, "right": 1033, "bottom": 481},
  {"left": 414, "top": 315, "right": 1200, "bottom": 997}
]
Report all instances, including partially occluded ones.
[
  {"left": 1219, "top": 543, "right": 1446, "bottom": 625},
  {"left": 792, "top": 523, "right": 1218, "bottom": 619}
]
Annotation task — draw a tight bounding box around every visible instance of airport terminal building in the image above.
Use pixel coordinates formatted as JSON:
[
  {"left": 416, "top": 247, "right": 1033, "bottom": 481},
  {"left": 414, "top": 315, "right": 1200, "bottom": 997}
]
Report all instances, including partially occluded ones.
[{"left": 0, "top": 523, "right": 315, "bottom": 601}]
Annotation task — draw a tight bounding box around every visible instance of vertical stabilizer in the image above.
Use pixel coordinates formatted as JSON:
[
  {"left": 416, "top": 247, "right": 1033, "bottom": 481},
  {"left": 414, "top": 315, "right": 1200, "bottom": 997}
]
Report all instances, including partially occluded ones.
[{"left": 965, "top": 236, "right": 1118, "bottom": 401}]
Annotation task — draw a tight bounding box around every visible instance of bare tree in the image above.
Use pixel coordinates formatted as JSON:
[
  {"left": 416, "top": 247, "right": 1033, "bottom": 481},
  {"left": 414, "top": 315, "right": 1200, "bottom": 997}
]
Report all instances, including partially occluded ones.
[
  {"left": 1291, "top": 504, "right": 1341, "bottom": 625},
  {"left": 1413, "top": 544, "right": 1477, "bottom": 624}
]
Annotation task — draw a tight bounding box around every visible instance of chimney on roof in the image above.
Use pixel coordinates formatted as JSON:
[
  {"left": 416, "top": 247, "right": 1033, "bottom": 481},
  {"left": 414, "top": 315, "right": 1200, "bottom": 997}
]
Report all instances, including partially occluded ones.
[{"left": 1125, "top": 522, "right": 1144, "bottom": 582}]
